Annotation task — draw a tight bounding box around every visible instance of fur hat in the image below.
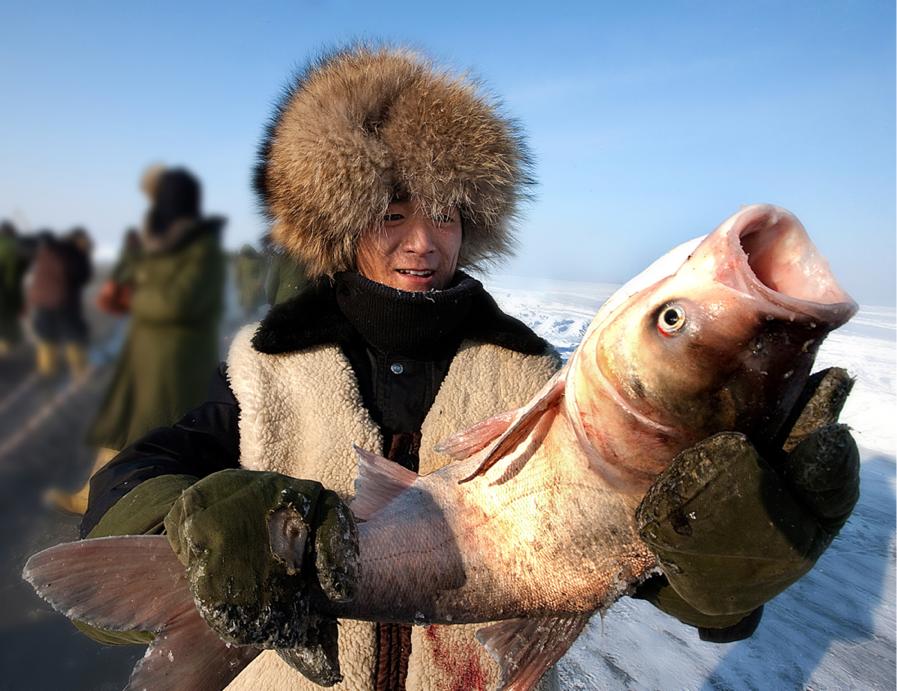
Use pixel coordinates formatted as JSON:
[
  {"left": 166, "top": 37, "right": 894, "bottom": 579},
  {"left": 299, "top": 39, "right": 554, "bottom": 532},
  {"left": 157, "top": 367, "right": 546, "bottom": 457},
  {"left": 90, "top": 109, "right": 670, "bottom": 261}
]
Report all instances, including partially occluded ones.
[
  {"left": 255, "top": 45, "right": 533, "bottom": 279},
  {"left": 140, "top": 163, "right": 167, "bottom": 200}
]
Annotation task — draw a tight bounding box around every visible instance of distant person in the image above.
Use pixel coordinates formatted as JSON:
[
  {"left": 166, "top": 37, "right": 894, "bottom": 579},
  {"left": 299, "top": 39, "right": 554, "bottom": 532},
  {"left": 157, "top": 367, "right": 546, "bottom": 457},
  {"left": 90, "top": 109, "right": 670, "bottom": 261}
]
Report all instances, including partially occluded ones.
[
  {"left": 26, "top": 227, "right": 93, "bottom": 377},
  {"left": 0, "top": 220, "right": 29, "bottom": 356},
  {"left": 264, "top": 241, "right": 311, "bottom": 305},
  {"left": 48, "top": 167, "right": 226, "bottom": 516},
  {"left": 234, "top": 244, "right": 266, "bottom": 318},
  {"left": 96, "top": 228, "right": 142, "bottom": 316}
]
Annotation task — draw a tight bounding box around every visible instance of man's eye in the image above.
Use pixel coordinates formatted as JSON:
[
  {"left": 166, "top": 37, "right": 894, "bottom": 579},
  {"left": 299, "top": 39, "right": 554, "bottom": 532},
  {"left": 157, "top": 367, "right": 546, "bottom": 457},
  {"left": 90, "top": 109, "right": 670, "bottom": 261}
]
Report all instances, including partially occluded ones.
[{"left": 384, "top": 213, "right": 404, "bottom": 222}]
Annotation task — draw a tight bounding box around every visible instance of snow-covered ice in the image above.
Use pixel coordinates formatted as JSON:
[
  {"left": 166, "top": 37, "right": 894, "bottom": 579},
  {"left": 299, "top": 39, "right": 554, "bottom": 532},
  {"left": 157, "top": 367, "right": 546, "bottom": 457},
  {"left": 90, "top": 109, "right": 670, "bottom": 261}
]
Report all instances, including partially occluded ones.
[{"left": 485, "top": 274, "right": 896, "bottom": 691}]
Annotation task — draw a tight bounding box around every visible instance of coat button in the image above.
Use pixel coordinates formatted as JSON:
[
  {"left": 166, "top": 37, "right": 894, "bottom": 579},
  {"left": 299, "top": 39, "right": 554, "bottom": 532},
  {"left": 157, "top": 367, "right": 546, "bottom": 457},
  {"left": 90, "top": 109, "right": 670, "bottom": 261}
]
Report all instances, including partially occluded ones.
[{"left": 390, "top": 363, "right": 404, "bottom": 375}]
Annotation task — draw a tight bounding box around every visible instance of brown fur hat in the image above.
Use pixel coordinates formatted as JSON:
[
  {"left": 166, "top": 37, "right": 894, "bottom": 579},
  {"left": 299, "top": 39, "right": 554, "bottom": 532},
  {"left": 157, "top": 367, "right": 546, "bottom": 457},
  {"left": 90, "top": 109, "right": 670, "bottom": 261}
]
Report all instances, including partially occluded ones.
[{"left": 254, "top": 45, "right": 533, "bottom": 279}]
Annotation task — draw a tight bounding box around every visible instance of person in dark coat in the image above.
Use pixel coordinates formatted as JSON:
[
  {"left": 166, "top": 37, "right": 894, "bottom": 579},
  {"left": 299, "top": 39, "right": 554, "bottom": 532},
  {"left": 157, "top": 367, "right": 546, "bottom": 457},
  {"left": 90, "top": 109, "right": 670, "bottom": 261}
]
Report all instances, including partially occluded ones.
[
  {"left": 0, "top": 220, "right": 29, "bottom": 355},
  {"left": 71, "top": 46, "right": 859, "bottom": 691},
  {"left": 48, "top": 168, "right": 226, "bottom": 516},
  {"left": 27, "top": 228, "right": 93, "bottom": 377}
]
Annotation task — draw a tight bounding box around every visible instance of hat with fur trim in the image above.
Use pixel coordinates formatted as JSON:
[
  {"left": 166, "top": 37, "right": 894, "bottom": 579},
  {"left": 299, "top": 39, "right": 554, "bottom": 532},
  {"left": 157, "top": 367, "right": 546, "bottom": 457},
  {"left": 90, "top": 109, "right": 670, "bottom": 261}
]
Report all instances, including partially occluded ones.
[{"left": 254, "top": 45, "right": 533, "bottom": 279}]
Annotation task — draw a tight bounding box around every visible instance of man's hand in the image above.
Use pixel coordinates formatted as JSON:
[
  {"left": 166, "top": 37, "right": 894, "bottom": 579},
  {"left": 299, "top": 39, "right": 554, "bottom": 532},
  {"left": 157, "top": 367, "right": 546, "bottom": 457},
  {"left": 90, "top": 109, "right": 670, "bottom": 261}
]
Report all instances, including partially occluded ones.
[
  {"left": 164, "top": 469, "right": 358, "bottom": 685},
  {"left": 635, "top": 368, "right": 860, "bottom": 636}
]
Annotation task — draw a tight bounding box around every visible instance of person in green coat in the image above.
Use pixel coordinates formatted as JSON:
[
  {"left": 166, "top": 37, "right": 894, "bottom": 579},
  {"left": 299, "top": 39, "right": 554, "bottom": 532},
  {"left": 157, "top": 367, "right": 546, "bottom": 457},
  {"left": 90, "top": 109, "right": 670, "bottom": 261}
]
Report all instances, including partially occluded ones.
[
  {"left": 49, "top": 167, "right": 226, "bottom": 515},
  {"left": 96, "top": 228, "right": 142, "bottom": 316},
  {"left": 234, "top": 244, "right": 266, "bottom": 318},
  {"left": 0, "top": 220, "right": 29, "bottom": 355},
  {"left": 262, "top": 233, "right": 311, "bottom": 305}
]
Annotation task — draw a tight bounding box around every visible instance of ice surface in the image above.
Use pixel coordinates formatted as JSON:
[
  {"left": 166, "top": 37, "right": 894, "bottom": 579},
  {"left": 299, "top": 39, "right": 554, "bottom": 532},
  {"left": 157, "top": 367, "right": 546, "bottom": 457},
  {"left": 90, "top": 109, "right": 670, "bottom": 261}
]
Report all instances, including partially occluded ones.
[{"left": 485, "top": 274, "right": 896, "bottom": 691}]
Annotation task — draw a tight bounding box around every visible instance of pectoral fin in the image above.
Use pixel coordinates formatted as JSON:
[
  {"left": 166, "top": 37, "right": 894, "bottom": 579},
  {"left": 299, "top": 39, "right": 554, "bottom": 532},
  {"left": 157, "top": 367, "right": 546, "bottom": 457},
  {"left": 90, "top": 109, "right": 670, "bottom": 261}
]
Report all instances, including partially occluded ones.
[
  {"left": 459, "top": 368, "right": 567, "bottom": 483},
  {"left": 476, "top": 613, "right": 591, "bottom": 691},
  {"left": 23, "top": 535, "right": 259, "bottom": 690},
  {"left": 435, "top": 409, "right": 516, "bottom": 459}
]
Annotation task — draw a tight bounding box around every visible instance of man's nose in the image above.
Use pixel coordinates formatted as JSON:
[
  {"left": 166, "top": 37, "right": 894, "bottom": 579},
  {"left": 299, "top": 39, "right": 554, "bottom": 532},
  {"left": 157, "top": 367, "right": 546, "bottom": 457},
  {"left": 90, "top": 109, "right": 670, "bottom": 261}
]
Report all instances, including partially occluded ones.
[{"left": 403, "top": 215, "right": 437, "bottom": 253}]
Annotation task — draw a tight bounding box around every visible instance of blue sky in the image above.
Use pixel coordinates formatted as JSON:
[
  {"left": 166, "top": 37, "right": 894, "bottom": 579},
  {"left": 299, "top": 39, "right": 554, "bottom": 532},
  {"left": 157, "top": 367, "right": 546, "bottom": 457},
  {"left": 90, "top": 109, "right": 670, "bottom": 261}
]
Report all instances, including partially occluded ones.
[{"left": 1, "top": 1, "right": 894, "bottom": 304}]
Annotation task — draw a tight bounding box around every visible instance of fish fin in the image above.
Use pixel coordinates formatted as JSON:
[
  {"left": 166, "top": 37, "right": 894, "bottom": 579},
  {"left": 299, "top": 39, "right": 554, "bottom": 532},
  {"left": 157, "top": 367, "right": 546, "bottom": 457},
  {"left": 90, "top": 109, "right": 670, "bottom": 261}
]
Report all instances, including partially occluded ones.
[
  {"left": 24, "top": 535, "right": 260, "bottom": 691},
  {"left": 23, "top": 535, "right": 191, "bottom": 632},
  {"left": 476, "top": 613, "right": 591, "bottom": 691},
  {"left": 127, "top": 607, "right": 260, "bottom": 691},
  {"left": 352, "top": 444, "right": 418, "bottom": 521},
  {"left": 460, "top": 368, "right": 567, "bottom": 483},
  {"left": 434, "top": 409, "right": 517, "bottom": 459}
]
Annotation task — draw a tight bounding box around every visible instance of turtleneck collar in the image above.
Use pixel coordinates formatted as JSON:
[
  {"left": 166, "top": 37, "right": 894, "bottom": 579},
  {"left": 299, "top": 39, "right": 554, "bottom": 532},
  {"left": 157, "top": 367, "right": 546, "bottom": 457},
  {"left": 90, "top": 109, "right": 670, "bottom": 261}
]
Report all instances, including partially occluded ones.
[
  {"left": 332, "top": 271, "right": 477, "bottom": 357},
  {"left": 251, "top": 270, "right": 549, "bottom": 357}
]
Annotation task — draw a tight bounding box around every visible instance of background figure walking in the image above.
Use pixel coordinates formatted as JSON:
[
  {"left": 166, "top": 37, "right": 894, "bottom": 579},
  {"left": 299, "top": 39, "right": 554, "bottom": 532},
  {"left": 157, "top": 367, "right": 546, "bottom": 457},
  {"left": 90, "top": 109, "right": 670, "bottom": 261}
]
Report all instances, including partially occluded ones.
[
  {"left": 263, "top": 236, "right": 310, "bottom": 306},
  {"left": 48, "top": 167, "right": 226, "bottom": 515},
  {"left": 0, "top": 221, "right": 30, "bottom": 356},
  {"left": 26, "top": 228, "right": 93, "bottom": 378},
  {"left": 233, "top": 244, "right": 266, "bottom": 319}
]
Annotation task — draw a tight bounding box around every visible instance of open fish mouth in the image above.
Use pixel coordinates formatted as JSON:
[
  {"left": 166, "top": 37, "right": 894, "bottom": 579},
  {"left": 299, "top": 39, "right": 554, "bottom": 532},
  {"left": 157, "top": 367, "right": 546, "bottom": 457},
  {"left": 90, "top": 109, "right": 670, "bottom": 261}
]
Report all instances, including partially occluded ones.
[{"left": 723, "top": 205, "right": 858, "bottom": 325}]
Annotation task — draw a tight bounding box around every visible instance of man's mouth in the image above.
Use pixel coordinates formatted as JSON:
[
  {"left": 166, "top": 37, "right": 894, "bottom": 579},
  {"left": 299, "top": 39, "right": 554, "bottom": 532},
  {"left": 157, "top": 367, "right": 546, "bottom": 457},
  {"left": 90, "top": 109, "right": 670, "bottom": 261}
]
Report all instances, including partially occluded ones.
[{"left": 396, "top": 269, "right": 435, "bottom": 277}]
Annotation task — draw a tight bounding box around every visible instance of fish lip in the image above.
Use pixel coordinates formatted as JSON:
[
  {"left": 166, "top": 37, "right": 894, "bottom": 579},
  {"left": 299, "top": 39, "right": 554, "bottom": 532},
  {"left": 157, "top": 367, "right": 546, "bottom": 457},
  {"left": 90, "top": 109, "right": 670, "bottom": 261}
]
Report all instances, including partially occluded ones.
[{"left": 721, "top": 204, "right": 858, "bottom": 327}]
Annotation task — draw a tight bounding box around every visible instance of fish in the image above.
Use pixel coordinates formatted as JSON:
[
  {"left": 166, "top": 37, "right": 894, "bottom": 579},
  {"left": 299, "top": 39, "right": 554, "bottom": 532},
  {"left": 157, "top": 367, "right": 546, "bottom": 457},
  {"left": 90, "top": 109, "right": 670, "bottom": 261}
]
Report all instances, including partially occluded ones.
[{"left": 23, "top": 204, "right": 857, "bottom": 691}]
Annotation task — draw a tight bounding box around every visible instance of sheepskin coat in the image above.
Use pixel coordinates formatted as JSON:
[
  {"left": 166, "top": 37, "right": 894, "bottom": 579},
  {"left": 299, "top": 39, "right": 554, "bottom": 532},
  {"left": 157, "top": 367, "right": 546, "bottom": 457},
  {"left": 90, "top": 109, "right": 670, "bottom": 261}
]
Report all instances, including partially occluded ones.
[{"left": 223, "top": 294, "right": 560, "bottom": 691}]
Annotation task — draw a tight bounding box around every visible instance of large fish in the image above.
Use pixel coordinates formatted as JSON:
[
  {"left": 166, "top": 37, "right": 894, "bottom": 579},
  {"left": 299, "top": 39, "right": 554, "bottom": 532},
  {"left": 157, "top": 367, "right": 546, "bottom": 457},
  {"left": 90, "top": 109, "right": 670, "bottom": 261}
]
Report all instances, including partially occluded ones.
[{"left": 24, "top": 204, "right": 857, "bottom": 691}]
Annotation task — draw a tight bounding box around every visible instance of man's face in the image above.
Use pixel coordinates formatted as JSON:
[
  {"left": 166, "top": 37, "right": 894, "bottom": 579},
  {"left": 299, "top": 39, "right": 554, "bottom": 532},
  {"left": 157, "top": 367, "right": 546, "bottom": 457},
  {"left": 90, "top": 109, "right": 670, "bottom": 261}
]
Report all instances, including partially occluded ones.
[{"left": 355, "top": 200, "right": 462, "bottom": 292}]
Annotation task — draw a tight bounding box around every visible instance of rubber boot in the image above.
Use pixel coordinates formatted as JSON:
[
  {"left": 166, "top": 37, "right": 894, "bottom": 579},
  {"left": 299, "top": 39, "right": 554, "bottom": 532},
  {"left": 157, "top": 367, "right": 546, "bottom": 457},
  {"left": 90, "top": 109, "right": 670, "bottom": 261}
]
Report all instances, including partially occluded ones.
[
  {"left": 46, "top": 447, "right": 119, "bottom": 516},
  {"left": 64, "top": 343, "right": 89, "bottom": 380},
  {"left": 35, "top": 341, "right": 58, "bottom": 377}
]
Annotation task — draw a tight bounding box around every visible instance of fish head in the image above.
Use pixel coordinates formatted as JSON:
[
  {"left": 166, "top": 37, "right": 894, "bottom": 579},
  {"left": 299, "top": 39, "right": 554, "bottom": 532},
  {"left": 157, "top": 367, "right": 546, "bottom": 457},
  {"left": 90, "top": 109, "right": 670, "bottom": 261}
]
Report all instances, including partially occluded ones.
[{"left": 568, "top": 204, "right": 857, "bottom": 490}]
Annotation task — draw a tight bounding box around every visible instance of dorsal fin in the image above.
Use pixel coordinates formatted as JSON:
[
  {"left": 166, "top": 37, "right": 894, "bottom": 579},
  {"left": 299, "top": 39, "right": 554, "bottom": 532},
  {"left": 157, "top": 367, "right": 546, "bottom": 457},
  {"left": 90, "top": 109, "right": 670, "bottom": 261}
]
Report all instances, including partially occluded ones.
[
  {"left": 22, "top": 535, "right": 260, "bottom": 690},
  {"left": 352, "top": 445, "right": 418, "bottom": 521},
  {"left": 476, "top": 613, "right": 592, "bottom": 690},
  {"left": 457, "top": 367, "right": 567, "bottom": 483}
]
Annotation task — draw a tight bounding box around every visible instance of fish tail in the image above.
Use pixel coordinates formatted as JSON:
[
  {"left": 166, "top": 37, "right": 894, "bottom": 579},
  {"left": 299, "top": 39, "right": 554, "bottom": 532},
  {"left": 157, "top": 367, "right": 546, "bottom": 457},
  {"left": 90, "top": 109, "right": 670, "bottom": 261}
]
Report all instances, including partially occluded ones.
[{"left": 23, "top": 535, "right": 259, "bottom": 690}]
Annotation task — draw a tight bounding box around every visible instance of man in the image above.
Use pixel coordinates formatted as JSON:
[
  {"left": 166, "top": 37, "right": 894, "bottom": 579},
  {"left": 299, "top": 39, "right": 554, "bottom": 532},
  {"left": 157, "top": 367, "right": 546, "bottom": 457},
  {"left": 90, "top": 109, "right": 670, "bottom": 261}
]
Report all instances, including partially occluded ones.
[{"left": 80, "top": 46, "right": 859, "bottom": 690}]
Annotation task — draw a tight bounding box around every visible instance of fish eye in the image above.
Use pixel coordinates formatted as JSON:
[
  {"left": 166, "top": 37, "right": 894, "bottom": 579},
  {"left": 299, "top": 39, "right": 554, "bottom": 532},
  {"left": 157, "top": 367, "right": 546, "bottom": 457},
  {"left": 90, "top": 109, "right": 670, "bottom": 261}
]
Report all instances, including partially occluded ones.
[{"left": 657, "top": 304, "right": 686, "bottom": 335}]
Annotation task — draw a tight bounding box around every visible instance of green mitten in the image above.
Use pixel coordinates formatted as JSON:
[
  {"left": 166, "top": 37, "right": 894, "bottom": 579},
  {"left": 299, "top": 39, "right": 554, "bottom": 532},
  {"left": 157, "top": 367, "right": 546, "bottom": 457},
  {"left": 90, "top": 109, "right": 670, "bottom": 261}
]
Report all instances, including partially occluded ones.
[
  {"left": 73, "top": 473, "right": 199, "bottom": 646},
  {"left": 163, "top": 469, "right": 358, "bottom": 685},
  {"left": 636, "top": 368, "right": 859, "bottom": 631}
]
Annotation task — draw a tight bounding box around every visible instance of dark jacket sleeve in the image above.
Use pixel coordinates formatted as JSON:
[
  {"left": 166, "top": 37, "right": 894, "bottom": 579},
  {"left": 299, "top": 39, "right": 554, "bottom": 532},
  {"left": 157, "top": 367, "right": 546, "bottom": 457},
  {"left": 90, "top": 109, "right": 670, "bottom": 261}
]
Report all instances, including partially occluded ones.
[{"left": 80, "top": 364, "right": 241, "bottom": 537}]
